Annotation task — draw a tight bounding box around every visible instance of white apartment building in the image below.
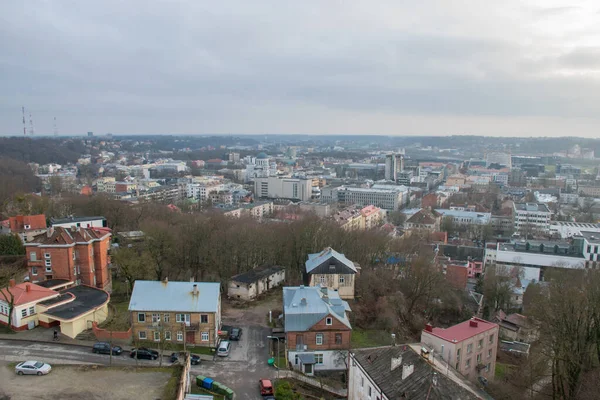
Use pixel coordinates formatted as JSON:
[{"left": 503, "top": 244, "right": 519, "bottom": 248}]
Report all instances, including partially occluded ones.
[
  {"left": 512, "top": 203, "right": 552, "bottom": 235},
  {"left": 335, "top": 187, "right": 404, "bottom": 211},
  {"left": 186, "top": 183, "right": 223, "bottom": 201},
  {"left": 254, "top": 176, "right": 312, "bottom": 201}
]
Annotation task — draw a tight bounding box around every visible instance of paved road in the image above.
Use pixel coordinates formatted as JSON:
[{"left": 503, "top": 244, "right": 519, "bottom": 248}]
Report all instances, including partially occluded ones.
[{"left": 0, "top": 325, "right": 278, "bottom": 400}]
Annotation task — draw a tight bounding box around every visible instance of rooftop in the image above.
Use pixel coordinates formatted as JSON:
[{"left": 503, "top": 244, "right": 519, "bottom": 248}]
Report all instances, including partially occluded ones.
[
  {"left": 514, "top": 203, "right": 550, "bottom": 213},
  {"left": 27, "top": 226, "right": 110, "bottom": 246},
  {"left": 306, "top": 247, "right": 357, "bottom": 274},
  {"left": 283, "top": 286, "right": 351, "bottom": 332},
  {"left": 8, "top": 214, "right": 47, "bottom": 231},
  {"left": 230, "top": 265, "right": 285, "bottom": 284},
  {"left": 50, "top": 216, "right": 105, "bottom": 225},
  {"left": 0, "top": 282, "right": 58, "bottom": 306},
  {"left": 352, "top": 346, "right": 479, "bottom": 400},
  {"left": 42, "top": 285, "right": 109, "bottom": 321},
  {"left": 424, "top": 318, "right": 497, "bottom": 343},
  {"left": 128, "top": 280, "right": 220, "bottom": 313},
  {"left": 36, "top": 279, "right": 72, "bottom": 290}
]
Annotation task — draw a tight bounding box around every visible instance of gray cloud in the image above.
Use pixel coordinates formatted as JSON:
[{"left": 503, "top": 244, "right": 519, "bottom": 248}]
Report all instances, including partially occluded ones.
[{"left": 1, "top": 0, "right": 600, "bottom": 137}]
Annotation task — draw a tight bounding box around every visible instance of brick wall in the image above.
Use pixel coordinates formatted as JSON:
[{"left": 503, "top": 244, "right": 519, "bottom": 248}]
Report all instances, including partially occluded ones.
[
  {"left": 286, "top": 314, "right": 351, "bottom": 351},
  {"left": 93, "top": 237, "right": 111, "bottom": 290}
]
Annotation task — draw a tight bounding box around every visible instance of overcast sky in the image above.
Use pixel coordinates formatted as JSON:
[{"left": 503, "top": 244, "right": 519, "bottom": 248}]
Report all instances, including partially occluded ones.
[{"left": 2, "top": 1, "right": 600, "bottom": 137}]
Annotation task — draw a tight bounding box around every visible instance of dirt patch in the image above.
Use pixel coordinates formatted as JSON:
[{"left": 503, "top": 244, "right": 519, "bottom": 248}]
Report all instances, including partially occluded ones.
[
  {"left": 222, "top": 290, "right": 283, "bottom": 326},
  {"left": 0, "top": 363, "right": 171, "bottom": 400}
]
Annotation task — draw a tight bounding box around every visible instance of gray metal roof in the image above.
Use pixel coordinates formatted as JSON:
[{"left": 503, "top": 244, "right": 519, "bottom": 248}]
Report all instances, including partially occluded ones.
[
  {"left": 305, "top": 247, "right": 357, "bottom": 274},
  {"left": 297, "top": 353, "right": 316, "bottom": 364},
  {"left": 283, "top": 286, "right": 351, "bottom": 332},
  {"left": 128, "top": 280, "right": 220, "bottom": 313}
]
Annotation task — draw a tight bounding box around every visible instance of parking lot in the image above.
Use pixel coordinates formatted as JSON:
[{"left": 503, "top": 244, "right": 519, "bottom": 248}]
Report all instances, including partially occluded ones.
[{"left": 0, "top": 362, "right": 171, "bottom": 400}]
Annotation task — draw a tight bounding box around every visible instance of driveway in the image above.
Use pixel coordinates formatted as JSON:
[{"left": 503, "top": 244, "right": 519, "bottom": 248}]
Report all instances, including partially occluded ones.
[{"left": 194, "top": 324, "right": 278, "bottom": 400}]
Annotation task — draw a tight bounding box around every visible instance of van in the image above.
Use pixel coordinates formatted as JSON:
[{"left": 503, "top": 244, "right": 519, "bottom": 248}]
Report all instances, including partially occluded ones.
[{"left": 217, "top": 340, "right": 231, "bottom": 357}]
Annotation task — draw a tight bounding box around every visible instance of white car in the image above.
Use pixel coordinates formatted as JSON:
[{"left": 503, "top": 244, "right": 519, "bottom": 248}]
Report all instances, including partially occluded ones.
[
  {"left": 217, "top": 341, "right": 231, "bottom": 357},
  {"left": 15, "top": 361, "right": 52, "bottom": 376}
]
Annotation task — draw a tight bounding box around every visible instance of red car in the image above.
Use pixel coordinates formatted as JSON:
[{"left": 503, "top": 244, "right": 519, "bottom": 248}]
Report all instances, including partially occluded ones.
[{"left": 259, "top": 379, "right": 274, "bottom": 396}]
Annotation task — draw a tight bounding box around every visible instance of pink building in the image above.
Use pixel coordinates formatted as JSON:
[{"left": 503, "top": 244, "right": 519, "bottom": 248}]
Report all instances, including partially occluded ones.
[
  {"left": 421, "top": 318, "right": 499, "bottom": 382},
  {"left": 467, "top": 260, "right": 484, "bottom": 279},
  {"left": 360, "top": 205, "right": 382, "bottom": 230}
]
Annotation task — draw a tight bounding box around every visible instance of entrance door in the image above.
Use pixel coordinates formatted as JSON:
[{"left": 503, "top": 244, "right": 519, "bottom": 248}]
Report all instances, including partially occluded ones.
[
  {"left": 304, "top": 364, "right": 313, "bottom": 375},
  {"left": 186, "top": 331, "right": 195, "bottom": 344}
]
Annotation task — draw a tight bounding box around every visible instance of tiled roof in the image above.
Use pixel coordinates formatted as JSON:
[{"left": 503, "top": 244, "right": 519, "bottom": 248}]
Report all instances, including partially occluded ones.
[
  {"left": 27, "top": 226, "right": 110, "bottom": 246},
  {"left": 8, "top": 214, "right": 47, "bottom": 231},
  {"left": 425, "top": 318, "right": 497, "bottom": 343},
  {"left": 406, "top": 209, "right": 440, "bottom": 225},
  {"left": 0, "top": 283, "right": 58, "bottom": 306}
]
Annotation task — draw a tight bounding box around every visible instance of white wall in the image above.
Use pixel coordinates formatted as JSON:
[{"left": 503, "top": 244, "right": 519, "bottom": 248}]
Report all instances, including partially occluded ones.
[
  {"left": 52, "top": 219, "right": 104, "bottom": 229},
  {"left": 288, "top": 350, "right": 347, "bottom": 372},
  {"left": 348, "top": 356, "right": 387, "bottom": 400}
]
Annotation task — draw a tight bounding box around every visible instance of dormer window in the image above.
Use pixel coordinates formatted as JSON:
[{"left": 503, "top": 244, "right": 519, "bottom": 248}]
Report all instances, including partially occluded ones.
[
  {"left": 24, "top": 224, "right": 31, "bottom": 230},
  {"left": 326, "top": 317, "right": 333, "bottom": 325}
]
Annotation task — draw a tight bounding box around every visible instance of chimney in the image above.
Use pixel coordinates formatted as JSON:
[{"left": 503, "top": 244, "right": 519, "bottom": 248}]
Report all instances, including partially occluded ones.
[
  {"left": 425, "top": 323, "right": 433, "bottom": 332},
  {"left": 162, "top": 277, "right": 168, "bottom": 285},
  {"left": 71, "top": 225, "right": 76, "bottom": 233},
  {"left": 46, "top": 227, "right": 54, "bottom": 238},
  {"left": 300, "top": 298, "right": 307, "bottom": 306},
  {"left": 25, "top": 284, "right": 31, "bottom": 292},
  {"left": 391, "top": 356, "right": 402, "bottom": 371},
  {"left": 402, "top": 364, "right": 415, "bottom": 380},
  {"left": 470, "top": 320, "right": 478, "bottom": 328},
  {"left": 9, "top": 279, "right": 16, "bottom": 288},
  {"left": 192, "top": 284, "right": 198, "bottom": 296}
]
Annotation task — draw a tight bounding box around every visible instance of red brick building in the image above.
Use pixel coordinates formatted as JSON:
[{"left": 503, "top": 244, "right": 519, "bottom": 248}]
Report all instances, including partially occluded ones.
[{"left": 24, "top": 227, "right": 112, "bottom": 291}]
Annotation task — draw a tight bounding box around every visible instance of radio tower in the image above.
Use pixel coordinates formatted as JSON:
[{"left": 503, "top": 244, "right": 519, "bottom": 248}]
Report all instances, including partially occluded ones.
[
  {"left": 28, "top": 113, "right": 35, "bottom": 136},
  {"left": 53, "top": 117, "right": 58, "bottom": 137},
  {"left": 22, "top": 106, "right": 26, "bottom": 136}
]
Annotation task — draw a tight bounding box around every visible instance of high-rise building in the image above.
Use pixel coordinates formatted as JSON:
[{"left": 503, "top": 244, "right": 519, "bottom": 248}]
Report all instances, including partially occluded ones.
[
  {"left": 87, "top": 131, "right": 94, "bottom": 137},
  {"left": 385, "top": 153, "right": 404, "bottom": 182},
  {"left": 254, "top": 176, "right": 312, "bottom": 201}
]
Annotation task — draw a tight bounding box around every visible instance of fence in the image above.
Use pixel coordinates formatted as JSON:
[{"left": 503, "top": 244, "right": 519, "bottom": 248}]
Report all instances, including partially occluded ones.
[
  {"left": 280, "top": 370, "right": 348, "bottom": 398},
  {"left": 92, "top": 321, "right": 132, "bottom": 340}
]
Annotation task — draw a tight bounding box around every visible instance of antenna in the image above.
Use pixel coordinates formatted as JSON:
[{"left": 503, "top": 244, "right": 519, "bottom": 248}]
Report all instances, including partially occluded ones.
[
  {"left": 28, "top": 113, "right": 35, "bottom": 136},
  {"left": 53, "top": 117, "right": 58, "bottom": 137},
  {"left": 22, "top": 106, "right": 26, "bottom": 136}
]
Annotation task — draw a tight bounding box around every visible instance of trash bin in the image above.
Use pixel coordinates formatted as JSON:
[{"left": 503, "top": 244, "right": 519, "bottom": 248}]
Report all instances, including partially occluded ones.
[
  {"left": 202, "top": 377, "right": 214, "bottom": 390},
  {"left": 196, "top": 375, "right": 206, "bottom": 386},
  {"left": 267, "top": 357, "right": 275, "bottom": 366},
  {"left": 224, "top": 388, "right": 234, "bottom": 400}
]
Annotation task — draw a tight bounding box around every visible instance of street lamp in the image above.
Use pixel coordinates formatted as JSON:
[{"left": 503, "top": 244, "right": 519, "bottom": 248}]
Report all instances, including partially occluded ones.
[{"left": 267, "top": 336, "right": 280, "bottom": 379}]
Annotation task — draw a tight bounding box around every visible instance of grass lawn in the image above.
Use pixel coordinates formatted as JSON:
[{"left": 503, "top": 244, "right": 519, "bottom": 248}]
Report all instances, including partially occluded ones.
[
  {"left": 351, "top": 329, "right": 393, "bottom": 349},
  {"left": 495, "top": 362, "right": 516, "bottom": 379},
  {"left": 98, "top": 298, "right": 131, "bottom": 331}
]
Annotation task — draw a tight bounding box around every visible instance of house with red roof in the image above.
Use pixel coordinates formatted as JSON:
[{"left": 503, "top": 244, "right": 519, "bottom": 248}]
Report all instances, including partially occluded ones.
[
  {"left": 421, "top": 317, "right": 499, "bottom": 383},
  {"left": 7, "top": 214, "right": 47, "bottom": 242},
  {"left": 0, "top": 280, "right": 59, "bottom": 331}
]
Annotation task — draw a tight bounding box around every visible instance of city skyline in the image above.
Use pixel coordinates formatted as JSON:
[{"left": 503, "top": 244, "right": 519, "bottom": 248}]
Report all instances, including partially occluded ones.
[{"left": 1, "top": 1, "right": 600, "bottom": 137}]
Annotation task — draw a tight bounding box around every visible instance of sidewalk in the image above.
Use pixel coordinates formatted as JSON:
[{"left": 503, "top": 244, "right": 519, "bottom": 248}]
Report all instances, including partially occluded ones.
[{"left": 0, "top": 326, "right": 97, "bottom": 348}]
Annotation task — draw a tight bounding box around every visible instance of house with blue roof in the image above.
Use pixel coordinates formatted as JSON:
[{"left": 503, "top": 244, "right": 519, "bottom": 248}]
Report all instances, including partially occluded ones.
[
  {"left": 304, "top": 247, "right": 359, "bottom": 299},
  {"left": 283, "top": 285, "right": 352, "bottom": 375}
]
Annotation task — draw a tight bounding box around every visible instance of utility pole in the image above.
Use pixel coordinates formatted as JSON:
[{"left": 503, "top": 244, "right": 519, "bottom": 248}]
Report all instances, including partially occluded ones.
[
  {"left": 109, "top": 330, "right": 113, "bottom": 366},
  {"left": 22, "top": 106, "right": 26, "bottom": 136},
  {"left": 182, "top": 322, "right": 187, "bottom": 353}
]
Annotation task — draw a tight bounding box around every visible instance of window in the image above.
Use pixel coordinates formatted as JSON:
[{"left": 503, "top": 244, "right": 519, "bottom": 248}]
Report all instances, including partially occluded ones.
[
  {"left": 154, "top": 331, "right": 160, "bottom": 341},
  {"left": 201, "top": 332, "right": 209, "bottom": 342},
  {"left": 361, "top": 377, "right": 364, "bottom": 387},
  {"left": 138, "top": 313, "right": 146, "bottom": 323},
  {"left": 320, "top": 276, "right": 326, "bottom": 284},
  {"left": 315, "top": 354, "right": 323, "bottom": 364},
  {"left": 326, "top": 317, "right": 333, "bottom": 325},
  {"left": 30, "top": 252, "right": 37, "bottom": 261},
  {"left": 485, "top": 363, "right": 491, "bottom": 373},
  {"left": 335, "top": 333, "right": 342, "bottom": 344},
  {"left": 28, "top": 306, "right": 35, "bottom": 315},
  {"left": 152, "top": 313, "right": 160, "bottom": 323},
  {"left": 139, "top": 331, "right": 147, "bottom": 340},
  {"left": 31, "top": 267, "right": 38, "bottom": 276},
  {"left": 478, "top": 339, "right": 483, "bottom": 349},
  {"left": 73, "top": 251, "right": 76, "bottom": 261},
  {"left": 201, "top": 314, "right": 209, "bottom": 324},
  {"left": 24, "top": 224, "right": 31, "bottom": 230},
  {"left": 45, "top": 259, "right": 51, "bottom": 268},
  {"left": 489, "top": 334, "right": 494, "bottom": 344},
  {"left": 176, "top": 314, "right": 190, "bottom": 324},
  {"left": 44, "top": 253, "right": 51, "bottom": 259},
  {"left": 177, "top": 331, "right": 183, "bottom": 341},
  {"left": 368, "top": 386, "right": 372, "bottom": 397},
  {"left": 488, "top": 349, "right": 492, "bottom": 358},
  {"left": 467, "top": 343, "right": 473, "bottom": 354},
  {"left": 163, "top": 313, "right": 170, "bottom": 323},
  {"left": 0, "top": 303, "right": 8, "bottom": 315},
  {"left": 316, "top": 333, "right": 323, "bottom": 345},
  {"left": 21, "top": 309, "right": 27, "bottom": 318},
  {"left": 466, "top": 358, "right": 471, "bottom": 369},
  {"left": 339, "top": 276, "right": 345, "bottom": 285},
  {"left": 477, "top": 354, "right": 481, "bottom": 363},
  {"left": 45, "top": 266, "right": 52, "bottom": 273},
  {"left": 165, "top": 331, "right": 171, "bottom": 340}
]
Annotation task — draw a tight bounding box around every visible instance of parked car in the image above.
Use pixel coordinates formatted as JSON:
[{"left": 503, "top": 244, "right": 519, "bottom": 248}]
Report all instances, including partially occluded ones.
[
  {"left": 229, "top": 328, "right": 242, "bottom": 341},
  {"left": 217, "top": 341, "right": 231, "bottom": 357},
  {"left": 15, "top": 361, "right": 52, "bottom": 376},
  {"left": 129, "top": 347, "right": 159, "bottom": 360},
  {"left": 259, "top": 379, "right": 274, "bottom": 396},
  {"left": 93, "top": 342, "right": 123, "bottom": 355},
  {"left": 170, "top": 352, "right": 201, "bottom": 365}
]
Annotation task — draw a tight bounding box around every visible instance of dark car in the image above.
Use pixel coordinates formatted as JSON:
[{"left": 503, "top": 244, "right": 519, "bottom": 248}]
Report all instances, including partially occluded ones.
[
  {"left": 129, "top": 347, "right": 159, "bottom": 360},
  {"left": 92, "top": 342, "right": 123, "bottom": 355},
  {"left": 170, "top": 353, "right": 201, "bottom": 365},
  {"left": 229, "top": 328, "right": 242, "bottom": 341}
]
